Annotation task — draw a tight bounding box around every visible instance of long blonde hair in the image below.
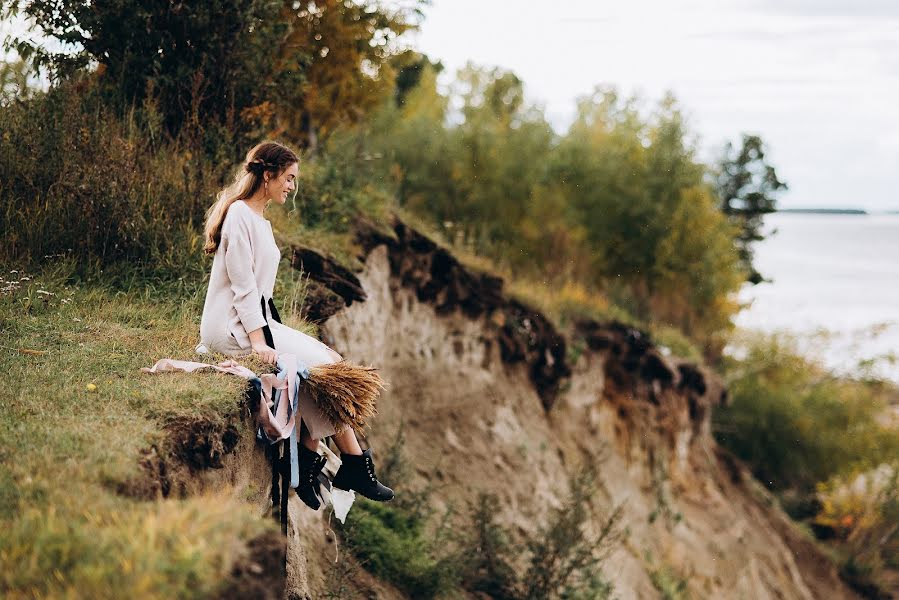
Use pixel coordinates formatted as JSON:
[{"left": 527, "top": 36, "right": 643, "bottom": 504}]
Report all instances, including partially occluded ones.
[{"left": 203, "top": 141, "right": 299, "bottom": 255}]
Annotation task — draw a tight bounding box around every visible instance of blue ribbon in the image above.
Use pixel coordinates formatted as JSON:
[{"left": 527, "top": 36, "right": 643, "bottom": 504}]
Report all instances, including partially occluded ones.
[{"left": 255, "top": 357, "right": 312, "bottom": 490}]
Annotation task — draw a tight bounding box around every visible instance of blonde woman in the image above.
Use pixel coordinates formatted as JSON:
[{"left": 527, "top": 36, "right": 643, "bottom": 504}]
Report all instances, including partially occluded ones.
[{"left": 199, "top": 140, "right": 393, "bottom": 510}]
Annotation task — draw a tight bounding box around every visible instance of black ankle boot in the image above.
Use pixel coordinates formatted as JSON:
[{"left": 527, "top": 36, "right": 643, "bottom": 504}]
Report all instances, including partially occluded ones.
[
  {"left": 295, "top": 446, "right": 327, "bottom": 510},
  {"left": 332, "top": 449, "right": 394, "bottom": 502}
]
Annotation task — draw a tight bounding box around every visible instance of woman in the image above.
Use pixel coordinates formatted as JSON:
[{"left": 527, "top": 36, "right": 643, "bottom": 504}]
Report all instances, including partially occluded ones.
[{"left": 199, "top": 140, "right": 393, "bottom": 510}]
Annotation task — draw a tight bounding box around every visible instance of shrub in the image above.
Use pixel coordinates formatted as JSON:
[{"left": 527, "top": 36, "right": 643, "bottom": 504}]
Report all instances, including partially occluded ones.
[
  {"left": 714, "top": 332, "right": 899, "bottom": 493},
  {"left": 816, "top": 465, "right": 899, "bottom": 598},
  {"left": 0, "top": 81, "right": 237, "bottom": 282},
  {"left": 463, "top": 466, "right": 622, "bottom": 600},
  {"left": 337, "top": 424, "right": 460, "bottom": 599},
  {"left": 340, "top": 498, "right": 460, "bottom": 598},
  {"left": 290, "top": 126, "right": 394, "bottom": 236}
]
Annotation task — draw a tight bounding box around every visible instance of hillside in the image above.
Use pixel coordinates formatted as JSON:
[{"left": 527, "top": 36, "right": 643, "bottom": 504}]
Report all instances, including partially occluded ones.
[
  {"left": 283, "top": 218, "right": 860, "bottom": 598},
  {"left": 0, "top": 217, "right": 862, "bottom": 599}
]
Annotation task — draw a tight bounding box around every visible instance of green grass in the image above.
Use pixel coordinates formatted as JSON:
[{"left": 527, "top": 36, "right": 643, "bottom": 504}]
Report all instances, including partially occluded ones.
[
  {"left": 0, "top": 261, "right": 275, "bottom": 598},
  {"left": 341, "top": 498, "right": 459, "bottom": 599}
]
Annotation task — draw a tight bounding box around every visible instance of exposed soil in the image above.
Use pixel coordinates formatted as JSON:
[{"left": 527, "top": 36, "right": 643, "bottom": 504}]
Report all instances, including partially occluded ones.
[
  {"left": 216, "top": 530, "right": 287, "bottom": 600},
  {"left": 314, "top": 219, "right": 862, "bottom": 600},
  {"left": 117, "top": 398, "right": 252, "bottom": 500}
]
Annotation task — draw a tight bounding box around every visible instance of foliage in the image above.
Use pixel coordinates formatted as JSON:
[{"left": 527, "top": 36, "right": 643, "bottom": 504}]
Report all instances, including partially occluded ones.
[
  {"left": 554, "top": 89, "right": 745, "bottom": 339},
  {"left": 714, "top": 134, "right": 788, "bottom": 283},
  {"left": 647, "top": 557, "right": 691, "bottom": 600},
  {"left": 650, "top": 325, "right": 703, "bottom": 364},
  {"left": 815, "top": 465, "right": 899, "bottom": 597},
  {"left": 0, "top": 83, "right": 215, "bottom": 276},
  {"left": 463, "top": 493, "right": 519, "bottom": 599},
  {"left": 3, "top": 0, "right": 419, "bottom": 145},
  {"left": 462, "top": 466, "right": 622, "bottom": 600},
  {"left": 3, "top": 4, "right": 761, "bottom": 352},
  {"left": 521, "top": 468, "right": 621, "bottom": 600},
  {"left": 339, "top": 431, "right": 622, "bottom": 600},
  {"left": 289, "top": 122, "right": 395, "bottom": 235},
  {"left": 714, "top": 332, "right": 899, "bottom": 493},
  {"left": 340, "top": 498, "right": 459, "bottom": 598},
  {"left": 338, "top": 424, "right": 461, "bottom": 599},
  {"left": 359, "top": 67, "right": 747, "bottom": 351},
  {"left": 273, "top": 0, "right": 423, "bottom": 149},
  {"left": 2, "top": 0, "right": 292, "bottom": 136},
  {"left": 0, "top": 58, "right": 36, "bottom": 104}
]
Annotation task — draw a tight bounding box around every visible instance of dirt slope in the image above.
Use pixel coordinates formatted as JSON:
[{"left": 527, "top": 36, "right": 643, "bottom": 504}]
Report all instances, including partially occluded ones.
[{"left": 277, "top": 220, "right": 857, "bottom": 600}]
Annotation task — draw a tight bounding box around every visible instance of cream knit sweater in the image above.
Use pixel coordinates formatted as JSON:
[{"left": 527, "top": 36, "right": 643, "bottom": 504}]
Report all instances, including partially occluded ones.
[{"left": 199, "top": 200, "right": 281, "bottom": 354}]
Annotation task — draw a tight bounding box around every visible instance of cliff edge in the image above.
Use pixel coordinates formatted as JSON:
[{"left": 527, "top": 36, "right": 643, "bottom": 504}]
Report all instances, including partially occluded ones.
[{"left": 270, "top": 218, "right": 858, "bottom": 599}]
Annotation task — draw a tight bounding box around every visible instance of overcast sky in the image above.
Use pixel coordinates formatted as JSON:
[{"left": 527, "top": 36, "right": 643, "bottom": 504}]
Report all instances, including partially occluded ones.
[{"left": 408, "top": 0, "right": 899, "bottom": 210}]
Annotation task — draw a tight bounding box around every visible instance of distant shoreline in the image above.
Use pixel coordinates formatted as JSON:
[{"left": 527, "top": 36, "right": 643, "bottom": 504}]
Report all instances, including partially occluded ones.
[
  {"left": 776, "top": 208, "right": 868, "bottom": 215},
  {"left": 774, "top": 208, "right": 899, "bottom": 215}
]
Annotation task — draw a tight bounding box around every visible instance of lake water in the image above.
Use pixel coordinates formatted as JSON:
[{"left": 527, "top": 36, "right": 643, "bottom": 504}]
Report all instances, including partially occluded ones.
[{"left": 734, "top": 212, "right": 899, "bottom": 382}]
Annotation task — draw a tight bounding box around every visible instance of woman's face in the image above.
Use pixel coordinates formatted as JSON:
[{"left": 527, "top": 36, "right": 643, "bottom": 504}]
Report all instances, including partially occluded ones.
[{"left": 266, "top": 162, "right": 299, "bottom": 204}]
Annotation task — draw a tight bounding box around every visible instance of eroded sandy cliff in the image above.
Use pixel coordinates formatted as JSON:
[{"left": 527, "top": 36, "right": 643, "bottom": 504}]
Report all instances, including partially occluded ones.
[{"left": 291, "top": 219, "right": 857, "bottom": 600}]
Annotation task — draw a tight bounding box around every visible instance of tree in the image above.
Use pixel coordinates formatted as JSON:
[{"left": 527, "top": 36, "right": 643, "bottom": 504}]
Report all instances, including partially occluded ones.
[
  {"left": 393, "top": 51, "right": 443, "bottom": 108},
  {"left": 2, "top": 0, "right": 422, "bottom": 145},
  {"left": 273, "top": 0, "right": 422, "bottom": 151},
  {"left": 0, "top": 58, "right": 36, "bottom": 104},
  {"left": 715, "top": 134, "right": 788, "bottom": 284},
  {"left": 2, "top": 0, "right": 293, "bottom": 135}
]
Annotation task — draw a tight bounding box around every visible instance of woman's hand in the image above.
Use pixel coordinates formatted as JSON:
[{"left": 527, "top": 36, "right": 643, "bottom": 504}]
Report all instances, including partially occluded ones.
[{"left": 251, "top": 342, "right": 278, "bottom": 365}]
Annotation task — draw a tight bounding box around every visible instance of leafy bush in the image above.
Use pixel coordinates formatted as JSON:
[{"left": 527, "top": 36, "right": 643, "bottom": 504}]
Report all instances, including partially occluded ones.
[
  {"left": 463, "top": 467, "right": 622, "bottom": 600},
  {"left": 340, "top": 498, "right": 459, "bottom": 598},
  {"left": 338, "top": 430, "right": 622, "bottom": 600},
  {"left": 290, "top": 127, "right": 394, "bottom": 235},
  {"left": 714, "top": 332, "right": 899, "bottom": 493},
  {"left": 337, "top": 424, "right": 460, "bottom": 599},
  {"left": 815, "top": 465, "right": 899, "bottom": 598}
]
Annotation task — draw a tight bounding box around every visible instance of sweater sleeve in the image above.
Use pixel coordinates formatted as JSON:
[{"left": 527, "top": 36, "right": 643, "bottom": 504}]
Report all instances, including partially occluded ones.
[{"left": 221, "top": 208, "right": 268, "bottom": 336}]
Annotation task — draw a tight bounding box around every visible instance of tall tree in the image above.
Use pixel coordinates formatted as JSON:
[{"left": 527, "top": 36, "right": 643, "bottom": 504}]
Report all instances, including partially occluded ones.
[
  {"left": 2, "top": 0, "right": 292, "bottom": 135},
  {"left": 2, "top": 0, "right": 421, "bottom": 143},
  {"left": 274, "top": 0, "right": 421, "bottom": 151},
  {"left": 715, "top": 134, "right": 788, "bottom": 284}
]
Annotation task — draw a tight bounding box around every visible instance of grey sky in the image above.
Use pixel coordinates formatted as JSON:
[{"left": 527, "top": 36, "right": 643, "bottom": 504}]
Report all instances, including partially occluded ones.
[{"left": 409, "top": 0, "right": 899, "bottom": 210}]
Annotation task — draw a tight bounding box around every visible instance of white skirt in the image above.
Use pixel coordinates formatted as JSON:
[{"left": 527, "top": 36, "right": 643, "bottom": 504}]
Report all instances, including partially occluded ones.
[
  {"left": 269, "top": 321, "right": 343, "bottom": 440},
  {"left": 203, "top": 319, "right": 344, "bottom": 440},
  {"left": 269, "top": 320, "right": 342, "bottom": 367},
  {"left": 268, "top": 319, "right": 342, "bottom": 440}
]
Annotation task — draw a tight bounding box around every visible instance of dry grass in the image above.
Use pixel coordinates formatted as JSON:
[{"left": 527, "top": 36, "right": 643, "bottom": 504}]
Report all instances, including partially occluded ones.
[
  {"left": 268, "top": 203, "right": 365, "bottom": 272},
  {"left": 306, "top": 361, "right": 386, "bottom": 433},
  {"left": 0, "top": 263, "right": 274, "bottom": 598},
  {"left": 2, "top": 493, "right": 268, "bottom": 600}
]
